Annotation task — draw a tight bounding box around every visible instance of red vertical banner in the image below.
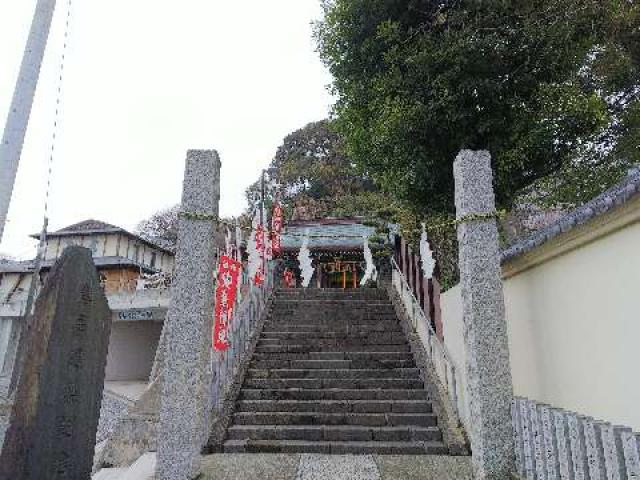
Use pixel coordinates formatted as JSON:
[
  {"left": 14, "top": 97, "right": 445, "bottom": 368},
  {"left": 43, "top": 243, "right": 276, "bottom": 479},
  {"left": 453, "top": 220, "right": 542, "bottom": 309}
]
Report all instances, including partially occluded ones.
[
  {"left": 271, "top": 233, "right": 281, "bottom": 256},
  {"left": 254, "top": 224, "right": 266, "bottom": 286},
  {"left": 213, "top": 255, "right": 242, "bottom": 351}
]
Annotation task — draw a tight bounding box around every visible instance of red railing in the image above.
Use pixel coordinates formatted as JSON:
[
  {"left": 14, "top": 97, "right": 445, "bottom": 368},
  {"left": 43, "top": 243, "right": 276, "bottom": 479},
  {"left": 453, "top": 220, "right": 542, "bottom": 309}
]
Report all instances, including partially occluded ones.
[{"left": 393, "top": 235, "right": 444, "bottom": 341}]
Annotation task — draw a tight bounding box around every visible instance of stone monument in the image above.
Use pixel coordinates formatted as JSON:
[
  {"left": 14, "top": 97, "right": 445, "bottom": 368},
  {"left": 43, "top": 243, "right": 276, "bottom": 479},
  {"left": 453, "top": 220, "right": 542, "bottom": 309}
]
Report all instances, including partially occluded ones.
[
  {"left": 453, "top": 150, "right": 515, "bottom": 479},
  {"left": 0, "top": 246, "right": 111, "bottom": 479},
  {"left": 156, "top": 150, "right": 221, "bottom": 480}
]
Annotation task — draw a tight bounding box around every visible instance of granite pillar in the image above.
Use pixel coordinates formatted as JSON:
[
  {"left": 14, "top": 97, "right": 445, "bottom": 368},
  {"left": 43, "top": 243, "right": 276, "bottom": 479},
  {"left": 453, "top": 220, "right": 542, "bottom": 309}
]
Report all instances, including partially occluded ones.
[
  {"left": 511, "top": 401, "right": 525, "bottom": 478},
  {"left": 531, "top": 401, "right": 547, "bottom": 479},
  {"left": 621, "top": 431, "right": 640, "bottom": 478},
  {"left": 453, "top": 150, "right": 515, "bottom": 479},
  {"left": 584, "top": 419, "right": 607, "bottom": 480},
  {"left": 553, "top": 409, "right": 574, "bottom": 480},
  {"left": 567, "top": 414, "right": 589, "bottom": 480},
  {"left": 600, "top": 424, "right": 627, "bottom": 480},
  {"left": 156, "top": 150, "right": 221, "bottom": 480},
  {"left": 540, "top": 405, "right": 561, "bottom": 480}
]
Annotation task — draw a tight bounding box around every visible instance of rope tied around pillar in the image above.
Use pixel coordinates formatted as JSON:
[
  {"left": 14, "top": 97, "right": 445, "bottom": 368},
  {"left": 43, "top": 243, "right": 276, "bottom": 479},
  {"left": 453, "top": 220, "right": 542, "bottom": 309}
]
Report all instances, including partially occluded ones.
[
  {"left": 417, "top": 209, "right": 507, "bottom": 233},
  {"left": 178, "top": 211, "right": 219, "bottom": 222},
  {"left": 454, "top": 210, "right": 505, "bottom": 226}
]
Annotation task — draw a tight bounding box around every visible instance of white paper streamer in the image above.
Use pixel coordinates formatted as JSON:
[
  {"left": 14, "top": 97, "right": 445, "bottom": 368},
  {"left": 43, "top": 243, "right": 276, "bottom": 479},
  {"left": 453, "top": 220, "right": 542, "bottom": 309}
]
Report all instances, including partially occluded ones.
[
  {"left": 225, "top": 228, "right": 232, "bottom": 256},
  {"left": 420, "top": 223, "right": 436, "bottom": 279},
  {"left": 360, "top": 236, "right": 378, "bottom": 286},
  {"left": 298, "top": 233, "right": 314, "bottom": 288},
  {"left": 235, "top": 226, "right": 243, "bottom": 262}
]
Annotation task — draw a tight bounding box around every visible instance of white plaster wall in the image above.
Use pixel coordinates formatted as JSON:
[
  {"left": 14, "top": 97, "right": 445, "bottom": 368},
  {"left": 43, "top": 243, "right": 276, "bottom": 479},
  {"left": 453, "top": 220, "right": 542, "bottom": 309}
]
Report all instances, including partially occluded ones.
[
  {"left": 44, "top": 237, "right": 60, "bottom": 260},
  {"left": 105, "top": 234, "right": 119, "bottom": 256},
  {"left": 440, "top": 220, "right": 640, "bottom": 431},
  {"left": 104, "top": 321, "right": 163, "bottom": 381},
  {"left": 504, "top": 221, "right": 640, "bottom": 431},
  {"left": 440, "top": 284, "right": 471, "bottom": 431}
]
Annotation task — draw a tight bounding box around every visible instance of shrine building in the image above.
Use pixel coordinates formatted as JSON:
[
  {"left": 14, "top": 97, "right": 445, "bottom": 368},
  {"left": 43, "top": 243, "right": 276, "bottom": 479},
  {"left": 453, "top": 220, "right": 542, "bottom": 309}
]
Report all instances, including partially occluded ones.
[{"left": 280, "top": 218, "right": 377, "bottom": 288}]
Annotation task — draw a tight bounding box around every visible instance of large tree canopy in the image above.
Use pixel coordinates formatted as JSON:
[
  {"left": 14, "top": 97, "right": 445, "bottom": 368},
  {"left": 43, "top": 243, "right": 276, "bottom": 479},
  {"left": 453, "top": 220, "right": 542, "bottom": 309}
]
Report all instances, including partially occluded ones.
[
  {"left": 316, "top": 0, "right": 640, "bottom": 213},
  {"left": 246, "top": 120, "right": 405, "bottom": 221}
]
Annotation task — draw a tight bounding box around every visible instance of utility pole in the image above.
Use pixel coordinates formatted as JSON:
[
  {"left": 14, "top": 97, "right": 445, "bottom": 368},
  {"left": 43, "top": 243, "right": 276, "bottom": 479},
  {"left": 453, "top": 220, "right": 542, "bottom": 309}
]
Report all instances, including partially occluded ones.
[{"left": 0, "top": 0, "right": 58, "bottom": 243}]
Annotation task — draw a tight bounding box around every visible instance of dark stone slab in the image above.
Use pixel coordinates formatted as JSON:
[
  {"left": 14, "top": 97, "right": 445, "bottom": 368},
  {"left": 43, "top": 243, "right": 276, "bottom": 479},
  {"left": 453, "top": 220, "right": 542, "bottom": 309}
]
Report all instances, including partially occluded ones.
[{"left": 0, "top": 247, "right": 111, "bottom": 480}]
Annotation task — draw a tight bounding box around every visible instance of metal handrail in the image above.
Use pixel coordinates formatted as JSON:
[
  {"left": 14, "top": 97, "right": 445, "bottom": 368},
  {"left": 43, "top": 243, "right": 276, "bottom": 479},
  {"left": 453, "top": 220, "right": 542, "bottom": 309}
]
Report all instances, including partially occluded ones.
[{"left": 390, "top": 257, "right": 462, "bottom": 421}]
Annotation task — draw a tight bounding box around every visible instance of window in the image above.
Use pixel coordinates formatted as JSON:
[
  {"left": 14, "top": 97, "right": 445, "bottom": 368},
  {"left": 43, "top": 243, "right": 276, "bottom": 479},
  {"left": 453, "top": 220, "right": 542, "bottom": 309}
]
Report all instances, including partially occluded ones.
[{"left": 150, "top": 252, "right": 157, "bottom": 269}]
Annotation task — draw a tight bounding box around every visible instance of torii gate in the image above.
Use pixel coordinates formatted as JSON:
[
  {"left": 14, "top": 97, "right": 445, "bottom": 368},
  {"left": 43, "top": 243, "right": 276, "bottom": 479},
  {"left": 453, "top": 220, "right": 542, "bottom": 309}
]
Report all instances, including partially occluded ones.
[{"left": 0, "top": 0, "right": 57, "bottom": 243}]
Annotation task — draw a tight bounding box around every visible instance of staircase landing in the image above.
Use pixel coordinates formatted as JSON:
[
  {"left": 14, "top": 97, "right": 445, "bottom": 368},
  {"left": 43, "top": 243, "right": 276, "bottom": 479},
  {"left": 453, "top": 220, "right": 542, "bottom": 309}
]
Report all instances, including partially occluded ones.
[{"left": 201, "top": 453, "right": 473, "bottom": 480}]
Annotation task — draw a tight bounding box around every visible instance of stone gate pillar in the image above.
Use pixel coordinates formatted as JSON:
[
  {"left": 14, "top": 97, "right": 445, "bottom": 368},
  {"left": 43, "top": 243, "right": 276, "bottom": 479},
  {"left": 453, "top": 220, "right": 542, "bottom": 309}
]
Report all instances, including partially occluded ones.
[
  {"left": 157, "top": 150, "right": 221, "bottom": 480},
  {"left": 453, "top": 150, "right": 515, "bottom": 479}
]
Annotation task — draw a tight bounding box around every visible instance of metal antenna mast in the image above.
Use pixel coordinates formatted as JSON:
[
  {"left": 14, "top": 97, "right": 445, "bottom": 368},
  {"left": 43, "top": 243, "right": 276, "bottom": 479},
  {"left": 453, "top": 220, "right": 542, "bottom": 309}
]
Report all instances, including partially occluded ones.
[{"left": 0, "top": 0, "right": 58, "bottom": 244}]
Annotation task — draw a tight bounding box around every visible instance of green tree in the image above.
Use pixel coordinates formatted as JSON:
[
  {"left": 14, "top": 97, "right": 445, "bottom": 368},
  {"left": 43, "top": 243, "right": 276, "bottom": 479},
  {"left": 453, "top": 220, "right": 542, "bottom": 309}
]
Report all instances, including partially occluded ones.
[
  {"left": 246, "top": 120, "right": 382, "bottom": 219},
  {"left": 316, "top": 0, "right": 639, "bottom": 214}
]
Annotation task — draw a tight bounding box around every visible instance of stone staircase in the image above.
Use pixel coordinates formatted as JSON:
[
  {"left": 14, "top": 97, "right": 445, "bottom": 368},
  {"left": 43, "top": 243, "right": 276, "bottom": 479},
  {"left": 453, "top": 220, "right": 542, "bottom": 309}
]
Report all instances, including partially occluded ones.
[{"left": 223, "top": 288, "right": 447, "bottom": 455}]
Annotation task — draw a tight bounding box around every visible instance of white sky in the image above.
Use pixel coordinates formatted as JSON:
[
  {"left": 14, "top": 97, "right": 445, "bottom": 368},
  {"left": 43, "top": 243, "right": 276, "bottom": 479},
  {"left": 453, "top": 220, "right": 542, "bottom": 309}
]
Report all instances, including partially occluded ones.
[{"left": 0, "top": 0, "right": 333, "bottom": 258}]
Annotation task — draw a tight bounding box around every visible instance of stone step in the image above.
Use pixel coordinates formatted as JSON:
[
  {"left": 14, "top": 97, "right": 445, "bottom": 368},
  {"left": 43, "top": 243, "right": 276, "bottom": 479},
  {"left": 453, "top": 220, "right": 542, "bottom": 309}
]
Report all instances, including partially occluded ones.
[
  {"left": 273, "top": 298, "right": 392, "bottom": 305},
  {"left": 264, "top": 319, "right": 399, "bottom": 328},
  {"left": 259, "top": 332, "right": 406, "bottom": 342},
  {"left": 261, "top": 324, "right": 402, "bottom": 333},
  {"left": 270, "top": 309, "right": 395, "bottom": 316},
  {"left": 257, "top": 338, "right": 408, "bottom": 347},
  {"left": 227, "top": 424, "right": 442, "bottom": 442},
  {"left": 275, "top": 294, "right": 389, "bottom": 303},
  {"left": 250, "top": 359, "right": 416, "bottom": 370},
  {"left": 246, "top": 368, "right": 421, "bottom": 379},
  {"left": 235, "top": 399, "right": 432, "bottom": 414},
  {"left": 251, "top": 351, "right": 415, "bottom": 362},
  {"left": 233, "top": 411, "right": 438, "bottom": 427},
  {"left": 223, "top": 439, "right": 448, "bottom": 455},
  {"left": 267, "top": 315, "right": 398, "bottom": 323},
  {"left": 254, "top": 344, "right": 411, "bottom": 353},
  {"left": 243, "top": 377, "right": 424, "bottom": 390},
  {"left": 239, "top": 388, "right": 429, "bottom": 401},
  {"left": 276, "top": 289, "right": 388, "bottom": 298},
  {"left": 271, "top": 307, "right": 395, "bottom": 314}
]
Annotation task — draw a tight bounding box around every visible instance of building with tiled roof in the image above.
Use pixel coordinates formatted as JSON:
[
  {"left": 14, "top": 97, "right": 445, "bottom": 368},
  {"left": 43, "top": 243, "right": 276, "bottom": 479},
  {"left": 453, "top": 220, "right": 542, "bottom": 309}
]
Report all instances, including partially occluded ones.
[{"left": 0, "top": 219, "right": 177, "bottom": 395}]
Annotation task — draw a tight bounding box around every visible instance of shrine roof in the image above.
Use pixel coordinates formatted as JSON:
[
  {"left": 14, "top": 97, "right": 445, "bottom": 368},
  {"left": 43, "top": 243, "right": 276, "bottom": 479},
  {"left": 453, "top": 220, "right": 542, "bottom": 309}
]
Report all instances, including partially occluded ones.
[{"left": 281, "top": 219, "right": 376, "bottom": 251}]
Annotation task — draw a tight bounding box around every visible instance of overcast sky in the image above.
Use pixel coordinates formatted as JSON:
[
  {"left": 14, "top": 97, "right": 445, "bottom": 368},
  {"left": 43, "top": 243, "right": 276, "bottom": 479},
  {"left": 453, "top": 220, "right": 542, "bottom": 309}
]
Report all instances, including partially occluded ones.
[{"left": 0, "top": 0, "right": 333, "bottom": 258}]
